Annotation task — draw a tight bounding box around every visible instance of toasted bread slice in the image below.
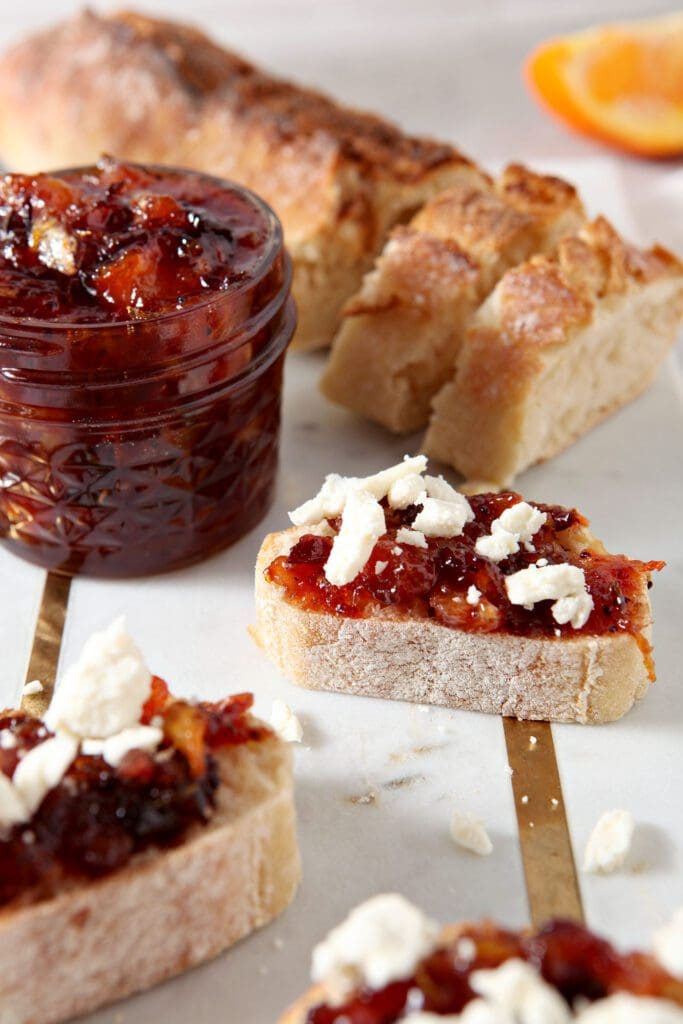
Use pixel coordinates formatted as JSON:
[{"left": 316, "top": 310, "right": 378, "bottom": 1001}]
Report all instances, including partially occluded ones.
[
  {"left": 320, "top": 165, "right": 584, "bottom": 432},
  {"left": 425, "top": 216, "right": 683, "bottom": 485},
  {"left": 254, "top": 522, "right": 655, "bottom": 725},
  {"left": 0, "top": 733, "right": 300, "bottom": 1024},
  {"left": 0, "top": 10, "right": 486, "bottom": 351}
]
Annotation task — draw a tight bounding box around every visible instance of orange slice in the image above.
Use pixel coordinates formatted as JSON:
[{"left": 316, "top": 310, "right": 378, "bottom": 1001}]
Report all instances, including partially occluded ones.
[{"left": 525, "top": 12, "right": 683, "bottom": 158}]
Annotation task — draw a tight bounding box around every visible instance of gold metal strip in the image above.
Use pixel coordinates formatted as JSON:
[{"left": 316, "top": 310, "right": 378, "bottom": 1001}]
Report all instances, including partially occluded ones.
[
  {"left": 21, "top": 573, "right": 71, "bottom": 718},
  {"left": 503, "top": 718, "right": 584, "bottom": 926}
]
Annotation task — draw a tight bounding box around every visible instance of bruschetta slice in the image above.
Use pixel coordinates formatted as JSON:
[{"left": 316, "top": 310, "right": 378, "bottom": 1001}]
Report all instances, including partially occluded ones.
[
  {"left": 255, "top": 457, "right": 662, "bottom": 724},
  {"left": 0, "top": 618, "right": 300, "bottom": 1024}
]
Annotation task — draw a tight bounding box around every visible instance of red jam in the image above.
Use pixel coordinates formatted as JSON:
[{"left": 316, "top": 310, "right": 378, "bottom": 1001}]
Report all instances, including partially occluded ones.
[
  {"left": 307, "top": 919, "right": 683, "bottom": 1022},
  {"left": 267, "top": 492, "right": 663, "bottom": 673},
  {"left": 0, "top": 687, "right": 270, "bottom": 906},
  {"left": 0, "top": 158, "right": 295, "bottom": 576}
]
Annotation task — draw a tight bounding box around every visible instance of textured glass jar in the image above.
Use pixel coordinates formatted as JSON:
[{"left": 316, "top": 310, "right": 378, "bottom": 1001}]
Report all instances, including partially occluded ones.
[{"left": 0, "top": 169, "right": 295, "bottom": 577}]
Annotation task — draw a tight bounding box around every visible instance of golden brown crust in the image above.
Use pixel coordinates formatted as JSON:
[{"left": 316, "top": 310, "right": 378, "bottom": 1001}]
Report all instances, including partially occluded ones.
[
  {"left": 425, "top": 216, "right": 683, "bottom": 484},
  {"left": 321, "top": 164, "right": 585, "bottom": 432},
  {"left": 0, "top": 10, "right": 486, "bottom": 350},
  {"left": 0, "top": 734, "right": 301, "bottom": 1024}
]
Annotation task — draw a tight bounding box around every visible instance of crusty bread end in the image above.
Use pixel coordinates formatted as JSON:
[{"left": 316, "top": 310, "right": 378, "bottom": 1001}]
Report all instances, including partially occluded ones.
[
  {"left": 254, "top": 529, "right": 652, "bottom": 725},
  {"left": 0, "top": 733, "right": 301, "bottom": 1024}
]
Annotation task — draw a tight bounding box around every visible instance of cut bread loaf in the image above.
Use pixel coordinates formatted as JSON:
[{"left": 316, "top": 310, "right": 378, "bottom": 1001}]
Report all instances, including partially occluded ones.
[
  {"left": 0, "top": 10, "right": 486, "bottom": 351},
  {"left": 0, "top": 732, "right": 301, "bottom": 1024},
  {"left": 424, "top": 216, "right": 683, "bottom": 485},
  {"left": 255, "top": 527, "right": 651, "bottom": 725},
  {"left": 321, "top": 165, "right": 584, "bottom": 432}
]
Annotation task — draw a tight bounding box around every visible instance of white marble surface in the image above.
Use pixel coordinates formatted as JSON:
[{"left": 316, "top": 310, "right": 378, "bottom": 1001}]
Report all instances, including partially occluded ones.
[{"left": 1, "top": 4, "right": 682, "bottom": 1023}]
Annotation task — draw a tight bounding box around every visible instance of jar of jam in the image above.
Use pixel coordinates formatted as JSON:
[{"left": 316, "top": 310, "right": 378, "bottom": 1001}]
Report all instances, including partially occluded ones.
[{"left": 0, "top": 158, "right": 295, "bottom": 577}]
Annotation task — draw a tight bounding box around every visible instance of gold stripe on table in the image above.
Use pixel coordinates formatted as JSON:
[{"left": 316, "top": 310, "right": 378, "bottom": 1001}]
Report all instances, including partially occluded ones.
[
  {"left": 503, "top": 717, "right": 584, "bottom": 926},
  {"left": 21, "top": 573, "right": 71, "bottom": 719}
]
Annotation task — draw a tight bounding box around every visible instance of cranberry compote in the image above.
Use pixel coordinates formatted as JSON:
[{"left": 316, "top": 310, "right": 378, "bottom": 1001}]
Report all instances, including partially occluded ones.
[
  {"left": 0, "top": 158, "right": 295, "bottom": 576},
  {"left": 0, "top": 688, "right": 270, "bottom": 906},
  {"left": 267, "top": 493, "right": 663, "bottom": 665},
  {"left": 307, "top": 920, "right": 683, "bottom": 1022}
]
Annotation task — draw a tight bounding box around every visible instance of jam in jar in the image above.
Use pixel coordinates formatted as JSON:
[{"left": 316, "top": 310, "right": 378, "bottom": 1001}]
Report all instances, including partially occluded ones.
[{"left": 0, "top": 158, "right": 295, "bottom": 576}]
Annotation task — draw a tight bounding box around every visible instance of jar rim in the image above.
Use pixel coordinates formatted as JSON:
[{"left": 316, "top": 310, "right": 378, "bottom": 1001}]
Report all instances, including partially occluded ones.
[{"left": 0, "top": 162, "right": 284, "bottom": 334}]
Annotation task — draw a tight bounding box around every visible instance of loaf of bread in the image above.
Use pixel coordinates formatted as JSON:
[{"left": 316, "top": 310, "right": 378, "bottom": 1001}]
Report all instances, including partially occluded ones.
[
  {"left": 321, "top": 164, "right": 584, "bottom": 432},
  {"left": 425, "top": 216, "right": 683, "bottom": 485},
  {"left": 0, "top": 9, "right": 486, "bottom": 351},
  {"left": 0, "top": 732, "right": 300, "bottom": 1024}
]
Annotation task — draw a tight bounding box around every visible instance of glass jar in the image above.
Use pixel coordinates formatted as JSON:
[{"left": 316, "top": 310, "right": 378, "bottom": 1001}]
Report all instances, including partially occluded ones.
[{"left": 0, "top": 165, "right": 295, "bottom": 577}]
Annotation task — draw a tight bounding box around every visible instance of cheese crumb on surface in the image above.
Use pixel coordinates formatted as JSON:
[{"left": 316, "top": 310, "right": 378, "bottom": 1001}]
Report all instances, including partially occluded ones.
[
  {"left": 12, "top": 733, "right": 79, "bottom": 818},
  {"left": 81, "top": 725, "right": 163, "bottom": 768},
  {"left": 375, "top": 560, "right": 388, "bottom": 575},
  {"left": 324, "top": 489, "right": 386, "bottom": 586},
  {"left": 466, "top": 585, "right": 481, "bottom": 606},
  {"left": 475, "top": 501, "right": 546, "bottom": 563},
  {"left": 505, "top": 563, "right": 593, "bottom": 629},
  {"left": 45, "top": 616, "right": 152, "bottom": 739},
  {"left": 396, "top": 527, "right": 428, "bottom": 549},
  {"left": 583, "top": 809, "right": 634, "bottom": 873},
  {"left": 450, "top": 811, "right": 493, "bottom": 856},
  {"left": 269, "top": 699, "right": 304, "bottom": 743},
  {"left": 653, "top": 908, "right": 683, "bottom": 979},
  {"left": 471, "top": 958, "right": 570, "bottom": 1023},
  {"left": 22, "top": 679, "right": 43, "bottom": 697},
  {"left": 311, "top": 894, "right": 439, "bottom": 1001}
]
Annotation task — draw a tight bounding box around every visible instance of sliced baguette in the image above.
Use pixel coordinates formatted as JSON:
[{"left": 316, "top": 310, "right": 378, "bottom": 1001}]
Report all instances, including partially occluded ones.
[
  {"left": 0, "top": 10, "right": 486, "bottom": 352},
  {"left": 254, "top": 527, "right": 652, "bottom": 725},
  {"left": 0, "top": 731, "right": 301, "bottom": 1024},
  {"left": 424, "top": 216, "right": 683, "bottom": 486},
  {"left": 320, "top": 165, "right": 584, "bottom": 432}
]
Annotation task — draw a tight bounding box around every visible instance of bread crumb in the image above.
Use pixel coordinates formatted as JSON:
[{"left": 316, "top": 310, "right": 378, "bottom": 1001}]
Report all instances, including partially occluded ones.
[
  {"left": 521, "top": 794, "right": 529, "bottom": 805},
  {"left": 529, "top": 735, "right": 538, "bottom": 747},
  {"left": 349, "top": 791, "right": 377, "bottom": 806}
]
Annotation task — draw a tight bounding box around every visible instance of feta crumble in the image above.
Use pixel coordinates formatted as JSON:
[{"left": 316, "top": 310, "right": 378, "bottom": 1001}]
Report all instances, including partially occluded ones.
[
  {"left": 269, "top": 699, "right": 304, "bottom": 743},
  {"left": 450, "top": 811, "right": 493, "bottom": 856},
  {"left": 583, "top": 809, "right": 634, "bottom": 874},
  {"left": 505, "top": 564, "right": 593, "bottom": 629}
]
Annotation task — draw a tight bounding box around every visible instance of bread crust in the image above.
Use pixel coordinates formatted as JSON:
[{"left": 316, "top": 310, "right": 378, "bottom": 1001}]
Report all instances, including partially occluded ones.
[
  {"left": 254, "top": 528, "right": 653, "bottom": 725},
  {"left": 320, "top": 165, "right": 584, "bottom": 432},
  {"left": 424, "top": 217, "right": 683, "bottom": 485},
  {"left": 0, "top": 10, "right": 485, "bottom": 351},
  {"left": 0, "top": 733, "right": 301, "bottom": 1024}
]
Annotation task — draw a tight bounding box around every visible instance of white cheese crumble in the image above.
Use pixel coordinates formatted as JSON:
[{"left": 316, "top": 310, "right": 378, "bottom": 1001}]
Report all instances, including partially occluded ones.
[
  {"left": 12, "top": 733, "right": 79, "bottom": 818},
  {"left": 653, "top": 908, "right": 683, "bottom": 979},
  {"left": 583, "top": 809, "right": 634, "bottom": 873},
  {"left": 576, "top": 994, "right": 683, "bottom": 1022},
  {"left": 22, "top": 679, "right": 44, "bottom": 697},
  {"left": 471, "top": 958, "right": 570, "bottom": 1023},
  {"left": 413, "top": 496, "right": 472, "bottom": 538},
  {"left": 475, "top": 501, "right": 546, "bottom": 563},
  {"left": 311, "top": 894, "right": 439, "bottom": 1002},
  {"left": 289, "top": 458, "right": 473, "bottom": 586},
  {"left": 0, "top": 730, "right": 18, "bottom": 750},
  {"left": 505, "top": 564, "right": 593, "bottom": 629},
  {"left": 81, "top": 725, "right": 163, "bottom": 768},
  {"left": 450, "top": 811, "right": 493, "bottom": 856},
  {"left": 269, "top": 699, "right": 303, "bottom": 743},
  {"left": 324, "top": 489, "right": 386, "bottom": 586},
  {"left": 45, "top": 616, "right": 152, "bottom": 739},
  {"left": 375, "top": 560, "right": 388, "bottom": 575},
  {"left": 466, "top": 585, "right": 481, "bottom": 606},
  {"left": 396, "top": 527, "right": 428, "bottom": 549},
  {"left": 290, "top": 456, "right": 428, "bottom": 526}
]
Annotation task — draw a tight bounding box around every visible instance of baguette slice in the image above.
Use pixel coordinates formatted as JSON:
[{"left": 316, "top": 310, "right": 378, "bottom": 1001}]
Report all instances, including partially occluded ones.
[
  {"left": 321, "top": 165, "right": 584, "bottom": 432},
  {"left": 254, "top": 522, "right": 654, "bottom": 725},
  {"left": 424, "top": 216, "right": 683, "bottom": 486},
  {"left": 0, "top": 10, "right": 486, "bottom": 352},
  {"left": 0, "top": 731, "right": 300, "bottom": 1024}
]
